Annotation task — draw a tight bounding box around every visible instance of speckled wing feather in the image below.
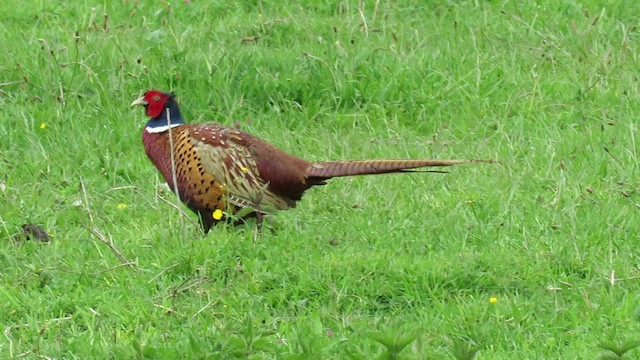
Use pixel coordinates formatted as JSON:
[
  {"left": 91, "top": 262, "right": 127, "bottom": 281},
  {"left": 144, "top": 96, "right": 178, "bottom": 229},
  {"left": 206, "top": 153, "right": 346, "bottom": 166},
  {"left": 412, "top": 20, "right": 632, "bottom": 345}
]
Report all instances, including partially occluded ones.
[{"left": 186, "top": 124, "right": 296, "bottom": 213}]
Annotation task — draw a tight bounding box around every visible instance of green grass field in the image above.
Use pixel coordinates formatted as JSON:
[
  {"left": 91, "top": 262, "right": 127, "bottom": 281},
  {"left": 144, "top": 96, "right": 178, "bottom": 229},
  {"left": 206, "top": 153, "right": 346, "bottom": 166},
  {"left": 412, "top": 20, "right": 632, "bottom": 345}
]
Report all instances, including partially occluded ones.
[{"left": 1, "top": 0, "right": 639, "bottom": 358}]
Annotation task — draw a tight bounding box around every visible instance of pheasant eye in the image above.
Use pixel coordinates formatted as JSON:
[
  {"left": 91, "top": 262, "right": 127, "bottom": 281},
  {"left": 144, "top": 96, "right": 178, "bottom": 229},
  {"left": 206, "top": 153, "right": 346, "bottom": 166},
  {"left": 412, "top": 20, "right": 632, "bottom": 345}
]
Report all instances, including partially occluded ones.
[{"left": 152, "top": 95, "right": 161, "bottom": 102}]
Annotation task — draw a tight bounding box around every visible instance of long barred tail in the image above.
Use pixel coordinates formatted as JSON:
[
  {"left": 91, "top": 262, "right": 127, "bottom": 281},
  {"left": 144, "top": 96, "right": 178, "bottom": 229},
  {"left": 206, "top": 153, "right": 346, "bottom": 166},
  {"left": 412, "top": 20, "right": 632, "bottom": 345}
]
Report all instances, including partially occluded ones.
[{"left": 305, "top": 159, "right": 491, "bottom": 179}]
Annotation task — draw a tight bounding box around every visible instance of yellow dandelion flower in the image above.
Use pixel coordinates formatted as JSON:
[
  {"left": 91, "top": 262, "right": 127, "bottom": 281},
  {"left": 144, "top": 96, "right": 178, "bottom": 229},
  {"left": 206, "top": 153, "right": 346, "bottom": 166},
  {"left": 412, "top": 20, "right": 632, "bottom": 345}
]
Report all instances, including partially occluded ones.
[
  {"left": 213, "top": 209, "right": 223, "bottom": 220},
  {"left": 116, "top": 203, "right": 128, "bottom": 210},
  {"left": 39, "top": 123, "right": 46, "bottom": 129},
  {"left": 489, "top": 297, "right": 498, "bottom": 304}
]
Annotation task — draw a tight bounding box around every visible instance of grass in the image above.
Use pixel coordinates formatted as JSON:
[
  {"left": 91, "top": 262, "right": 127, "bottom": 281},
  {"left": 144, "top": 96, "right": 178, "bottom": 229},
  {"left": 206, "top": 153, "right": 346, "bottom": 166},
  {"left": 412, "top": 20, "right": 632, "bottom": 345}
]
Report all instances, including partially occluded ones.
[{"left": 1, "top": 0, "right": 639, "bottom": 358}]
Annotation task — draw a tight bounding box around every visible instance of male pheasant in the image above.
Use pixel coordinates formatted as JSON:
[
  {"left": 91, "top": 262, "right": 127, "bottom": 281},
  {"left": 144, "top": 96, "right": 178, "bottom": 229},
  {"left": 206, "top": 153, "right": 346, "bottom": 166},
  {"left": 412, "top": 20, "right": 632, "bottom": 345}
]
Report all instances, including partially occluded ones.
[{"left": 132, "top": 90, "right": 485, "bottom": 233}]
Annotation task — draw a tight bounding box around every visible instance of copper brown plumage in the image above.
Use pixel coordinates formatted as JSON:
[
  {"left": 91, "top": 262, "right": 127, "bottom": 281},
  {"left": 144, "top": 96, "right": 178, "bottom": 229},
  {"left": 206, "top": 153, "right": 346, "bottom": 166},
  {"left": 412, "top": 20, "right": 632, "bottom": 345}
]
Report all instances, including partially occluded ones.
[{"left": 132, "top": 90, "right": 489, "bottom": 233}]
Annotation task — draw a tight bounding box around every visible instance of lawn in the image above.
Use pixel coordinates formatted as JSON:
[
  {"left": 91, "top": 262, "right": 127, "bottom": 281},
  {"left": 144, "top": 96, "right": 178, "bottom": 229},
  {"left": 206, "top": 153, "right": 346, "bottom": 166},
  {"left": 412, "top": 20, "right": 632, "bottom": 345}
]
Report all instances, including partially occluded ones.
[{"left": 1, "top": 0, "right": 639, "bottom": 358}]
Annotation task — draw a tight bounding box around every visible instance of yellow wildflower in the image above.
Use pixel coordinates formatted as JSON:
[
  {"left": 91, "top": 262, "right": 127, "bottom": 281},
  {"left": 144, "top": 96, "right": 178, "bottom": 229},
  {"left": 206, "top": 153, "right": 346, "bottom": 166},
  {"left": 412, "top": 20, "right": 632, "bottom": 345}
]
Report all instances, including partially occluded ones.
[
  {"left": 240, "top": 166, "right": 248, "bottom": 173},
  {"left": 489, "top": 297, "right": 498, "bottom": 304},
  {"left": 213, "top": 209, "right": 223, "bottom": 220},
  {"left": 116, "top": 203, "right": 127, "bottom": 209},
  {"left": 39, "top": 123, "right": 46, "bottom": 129}
]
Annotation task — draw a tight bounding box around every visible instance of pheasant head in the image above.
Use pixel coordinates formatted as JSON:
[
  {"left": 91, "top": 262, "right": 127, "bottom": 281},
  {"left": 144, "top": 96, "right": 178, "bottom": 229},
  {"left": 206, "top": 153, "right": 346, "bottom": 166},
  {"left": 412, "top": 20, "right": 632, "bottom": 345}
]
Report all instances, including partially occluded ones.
[{"left": 131, "top": 90, "right": 184, "bottom": 132}]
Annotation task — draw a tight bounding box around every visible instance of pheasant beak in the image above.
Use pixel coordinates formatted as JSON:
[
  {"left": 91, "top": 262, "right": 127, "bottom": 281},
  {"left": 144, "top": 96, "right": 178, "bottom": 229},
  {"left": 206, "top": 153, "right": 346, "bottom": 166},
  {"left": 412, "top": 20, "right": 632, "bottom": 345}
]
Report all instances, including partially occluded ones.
[{"left": 131, "top": 96, "right": 148, "bottom": 107}]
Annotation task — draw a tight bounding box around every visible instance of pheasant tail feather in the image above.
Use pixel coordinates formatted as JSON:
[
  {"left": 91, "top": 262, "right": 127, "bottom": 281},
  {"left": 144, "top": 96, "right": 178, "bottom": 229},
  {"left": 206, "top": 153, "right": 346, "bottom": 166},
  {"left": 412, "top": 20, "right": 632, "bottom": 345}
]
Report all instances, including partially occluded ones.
[{"left": 306, "top": 159, "right": 490, "bottom": 179}]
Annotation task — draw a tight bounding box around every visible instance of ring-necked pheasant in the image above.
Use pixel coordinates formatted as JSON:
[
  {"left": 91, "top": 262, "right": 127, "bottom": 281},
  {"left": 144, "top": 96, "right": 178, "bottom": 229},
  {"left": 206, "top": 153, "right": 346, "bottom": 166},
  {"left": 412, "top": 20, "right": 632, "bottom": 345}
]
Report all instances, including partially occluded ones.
[{"left": 132, "top": 90, "right": 487, "bottom": 233}]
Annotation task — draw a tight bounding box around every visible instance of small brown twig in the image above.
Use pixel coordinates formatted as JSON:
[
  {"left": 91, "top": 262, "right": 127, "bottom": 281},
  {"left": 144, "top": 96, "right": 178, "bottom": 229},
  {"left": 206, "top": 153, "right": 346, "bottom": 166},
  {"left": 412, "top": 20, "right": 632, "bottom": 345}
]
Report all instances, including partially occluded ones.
[
  {"left": 91, "top": 261, "right": 138, "bottom": 275},
  {"left": 84, "top": 224, "right": 133, "bottom": 267},
  {"left": 0, "top": 80, "right": 24, "bottom": 88},
  {"left": 105, "top": 185, "right": 142, "bottom": 193},
  {"left": 153, "top": 276, "right": 211, "bottom": 302},
  {"left": 4, "top": 315, "right": 73, "bottom": 336},
  {"left": 153, "top": 304, "right": 183, "bottom": 316},
  {"left": 5, "top": 315, "right": 73, "bottom": 357},
  {"left": 80, "top": 177, "right": 136, "bottom": 269},
  {"left": 147, "top": 262, "right": 180, "bottom": 284},
  {"left": 191, "top": 280, "right": 235, "bottom": 321},
  {"left": 157, "top": 193, "right": 194, "bottom": 221}
]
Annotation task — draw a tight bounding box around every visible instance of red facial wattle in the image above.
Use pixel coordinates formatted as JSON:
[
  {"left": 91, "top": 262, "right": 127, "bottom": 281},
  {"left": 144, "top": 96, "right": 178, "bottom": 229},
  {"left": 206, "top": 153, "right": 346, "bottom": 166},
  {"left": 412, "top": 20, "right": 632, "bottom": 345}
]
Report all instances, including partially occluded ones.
[{"left": 145, "top": 90, "right": 169, "bottom": 118}]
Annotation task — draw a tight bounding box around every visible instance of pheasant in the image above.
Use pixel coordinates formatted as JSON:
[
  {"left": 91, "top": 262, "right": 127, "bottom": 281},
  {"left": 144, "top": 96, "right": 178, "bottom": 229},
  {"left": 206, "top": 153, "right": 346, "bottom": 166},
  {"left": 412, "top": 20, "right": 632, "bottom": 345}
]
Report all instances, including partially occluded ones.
[{"left": 132, "top": 90, "right": 487, "bottom": 233}]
